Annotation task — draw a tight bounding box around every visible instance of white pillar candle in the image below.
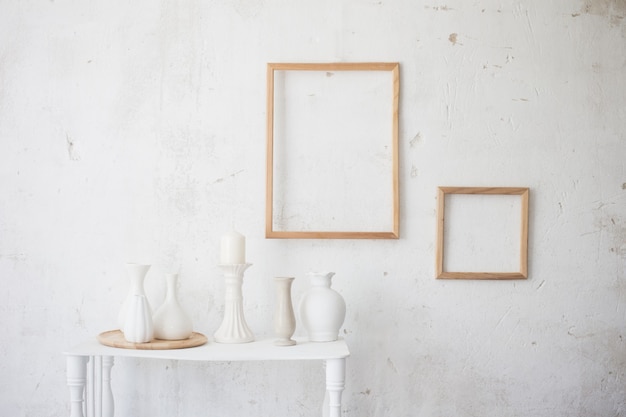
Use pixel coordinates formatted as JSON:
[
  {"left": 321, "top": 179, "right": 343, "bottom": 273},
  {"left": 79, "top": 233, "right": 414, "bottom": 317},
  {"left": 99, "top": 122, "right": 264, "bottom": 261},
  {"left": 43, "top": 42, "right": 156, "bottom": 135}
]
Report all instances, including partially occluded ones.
[{"left": 220, "top": 230, "right": 246, "bottom": 264}]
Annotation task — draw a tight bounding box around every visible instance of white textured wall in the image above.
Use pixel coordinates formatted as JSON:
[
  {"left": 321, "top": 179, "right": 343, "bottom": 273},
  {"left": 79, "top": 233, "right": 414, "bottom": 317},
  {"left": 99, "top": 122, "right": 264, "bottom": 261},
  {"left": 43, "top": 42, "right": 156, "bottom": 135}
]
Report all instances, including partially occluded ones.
[{"left": 1, "top": 1, "right": 625, "bottom": 416}]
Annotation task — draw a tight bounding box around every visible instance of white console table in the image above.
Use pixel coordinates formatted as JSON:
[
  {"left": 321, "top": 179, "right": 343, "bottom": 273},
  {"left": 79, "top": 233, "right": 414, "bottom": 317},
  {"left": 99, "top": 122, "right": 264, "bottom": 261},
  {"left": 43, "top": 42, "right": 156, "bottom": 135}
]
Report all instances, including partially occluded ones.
[{"left": 64, "top": 337, "right": 349, "bottom": 417}]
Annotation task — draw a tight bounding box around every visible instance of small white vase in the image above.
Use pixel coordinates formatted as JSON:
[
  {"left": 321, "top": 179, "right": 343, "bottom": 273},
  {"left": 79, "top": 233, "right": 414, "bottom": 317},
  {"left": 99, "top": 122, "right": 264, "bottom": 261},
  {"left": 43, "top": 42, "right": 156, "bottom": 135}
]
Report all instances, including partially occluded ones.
[
  {"left": 153, "top": 273, "right": 193, "bottom": 340},
  {"left": 118, "top": 263, "right": 151, "bottom": 332},
  {"left": 299, "top": 272, "right": 346, "bottom": 342},
  {"left": 123, "top": 294, "right": 154, "bottom": 343},
  {"left": 273, "top": 277, "right": 296, "bottom": 346}
]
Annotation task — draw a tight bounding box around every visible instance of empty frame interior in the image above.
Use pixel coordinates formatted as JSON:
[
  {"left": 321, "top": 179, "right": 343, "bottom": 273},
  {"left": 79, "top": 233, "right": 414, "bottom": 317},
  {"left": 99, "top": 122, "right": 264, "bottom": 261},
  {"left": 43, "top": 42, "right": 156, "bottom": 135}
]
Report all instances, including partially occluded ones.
[
  {"left": 266, "top": 63, "right": 399, "bottom": 239},
  {"left": 436, "top": 187, "right": 529, "bottom": 280}
]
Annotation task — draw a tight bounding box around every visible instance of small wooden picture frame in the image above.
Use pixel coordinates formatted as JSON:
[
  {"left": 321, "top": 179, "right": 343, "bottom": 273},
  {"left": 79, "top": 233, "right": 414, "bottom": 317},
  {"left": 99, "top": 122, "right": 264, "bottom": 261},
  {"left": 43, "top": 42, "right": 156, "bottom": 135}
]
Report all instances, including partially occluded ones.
[
  {"left": 436, "top": 187, "right": 529, "bottom": 280},
  {"left": 266, "top": 62, "right": 399, "bottom": 239}
]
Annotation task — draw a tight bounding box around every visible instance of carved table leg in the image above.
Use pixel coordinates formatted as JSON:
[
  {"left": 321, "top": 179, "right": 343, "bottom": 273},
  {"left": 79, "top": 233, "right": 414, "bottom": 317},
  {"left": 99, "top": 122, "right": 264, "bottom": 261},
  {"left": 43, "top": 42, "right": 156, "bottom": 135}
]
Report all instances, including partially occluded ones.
[
  {"left": 67, "top": 355, "right": 88, "bottom": 417},
  {"left": 325, "top": 358, "right": 346, "bottom": 417},
  {"left": 101, "top": 356, "right": 114, "bottom": 417}
]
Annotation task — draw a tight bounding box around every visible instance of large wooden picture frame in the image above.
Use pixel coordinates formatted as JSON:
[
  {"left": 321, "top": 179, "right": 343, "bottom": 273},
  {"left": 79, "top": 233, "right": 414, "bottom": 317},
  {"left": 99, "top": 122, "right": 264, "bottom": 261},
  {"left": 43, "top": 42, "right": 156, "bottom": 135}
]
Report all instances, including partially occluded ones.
[
  {"left": 436, "top": 187, "right": 529, "bottom": 280},
  {"left": 266, "top": 62, "right": 399, "bottom": 239}
]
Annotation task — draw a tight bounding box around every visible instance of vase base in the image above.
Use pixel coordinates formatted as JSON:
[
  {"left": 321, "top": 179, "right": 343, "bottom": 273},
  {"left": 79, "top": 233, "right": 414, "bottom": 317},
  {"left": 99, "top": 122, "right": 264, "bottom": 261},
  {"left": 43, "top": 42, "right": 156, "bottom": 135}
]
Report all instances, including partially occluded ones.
[
  {"left": 309, "top": 333, "right": 339, "bottom": 342},
  {"left": 213, "top": 324, "right": 255, "bottom": 344},
  {"left": 274, "top": 338, "right": 296, "bottom": 346},
  {"left": 154, "top": 333, "right": 193, "bottom": 341}
]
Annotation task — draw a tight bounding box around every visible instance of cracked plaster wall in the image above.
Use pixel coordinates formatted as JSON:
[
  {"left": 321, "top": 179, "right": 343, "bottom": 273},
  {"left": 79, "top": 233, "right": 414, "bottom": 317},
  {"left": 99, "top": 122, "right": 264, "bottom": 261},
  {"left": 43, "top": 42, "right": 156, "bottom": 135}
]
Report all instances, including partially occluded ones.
[{"left": 0, "top": 0, "right": 625, "bottom": 416}]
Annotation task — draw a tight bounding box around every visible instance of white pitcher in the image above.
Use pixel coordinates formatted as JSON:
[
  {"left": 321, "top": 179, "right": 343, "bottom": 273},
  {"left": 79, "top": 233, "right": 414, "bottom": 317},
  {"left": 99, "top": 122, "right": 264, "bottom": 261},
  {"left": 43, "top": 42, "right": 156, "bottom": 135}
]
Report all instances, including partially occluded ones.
[{"left": 299, "top": 272, "right": 346, "bottom": 342}]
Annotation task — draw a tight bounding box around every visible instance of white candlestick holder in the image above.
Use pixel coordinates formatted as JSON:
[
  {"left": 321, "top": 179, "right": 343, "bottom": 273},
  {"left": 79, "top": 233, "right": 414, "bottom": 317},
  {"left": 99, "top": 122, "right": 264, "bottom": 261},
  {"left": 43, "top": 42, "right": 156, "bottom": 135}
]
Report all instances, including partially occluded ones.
[{"left": 214, "top": 263, "right": 254, "bottom": 343}]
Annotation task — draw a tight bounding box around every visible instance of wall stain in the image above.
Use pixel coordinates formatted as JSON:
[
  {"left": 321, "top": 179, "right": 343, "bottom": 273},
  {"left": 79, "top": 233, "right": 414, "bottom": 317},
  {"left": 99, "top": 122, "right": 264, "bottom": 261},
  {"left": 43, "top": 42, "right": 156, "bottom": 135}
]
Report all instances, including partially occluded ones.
[
  {"left": 0, "top": 253, "right": 27, "bottom": 261},
  {"left": 426, "top": 5, "right": 453, "bottom": 11},
  {"left": 592, "top": 62, "right": 602, "bottom": 73},
  {"left": 568, "top": 326, "right": 596, "bottom": 339},
  {"left": 74, "top": 296, "right": 86, "bottom": 329},
  {"left": 448, "top": 33, "right": 459, "bottom": 45},
  {"left": 409, "top": 132, "right": 422, "bottom": 147},
  {"left": 213, "top": 169, "right": 245, "bottom": 184},
  {"left": 232, "top": 0, "right": 264, "bottom": 19},
  {"left": 592, "top": 199, "right": 626, "bottom": 260},
  {"left": 579, "top": 0, "right": 625, "bottom": 26},
  {"left": 66, "top": 134, "right": 80, "bottom": 161}
]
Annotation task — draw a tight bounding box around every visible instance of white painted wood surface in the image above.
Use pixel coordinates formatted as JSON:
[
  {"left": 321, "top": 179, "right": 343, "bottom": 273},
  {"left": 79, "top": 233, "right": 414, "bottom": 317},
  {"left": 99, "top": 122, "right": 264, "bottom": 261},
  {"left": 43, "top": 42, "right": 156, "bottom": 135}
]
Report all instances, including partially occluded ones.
[{"left": 65, "top": 338, "right": 349, "bottom": 417}]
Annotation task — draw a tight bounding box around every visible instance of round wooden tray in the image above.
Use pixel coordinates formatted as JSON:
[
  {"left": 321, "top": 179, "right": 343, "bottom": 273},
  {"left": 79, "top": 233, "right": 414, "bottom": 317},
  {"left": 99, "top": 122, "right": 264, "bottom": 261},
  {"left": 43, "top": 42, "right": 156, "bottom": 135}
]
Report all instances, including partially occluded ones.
[{"left": 97, "top": 330, "right": 208, "bottom": 350}]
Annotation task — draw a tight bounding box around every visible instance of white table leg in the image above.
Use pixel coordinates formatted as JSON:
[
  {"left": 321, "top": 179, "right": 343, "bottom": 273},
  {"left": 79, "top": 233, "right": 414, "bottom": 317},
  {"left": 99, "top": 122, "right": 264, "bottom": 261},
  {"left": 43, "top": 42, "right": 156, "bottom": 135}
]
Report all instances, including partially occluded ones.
[
  {"left": 101, "top": 356, "right": 114, "bottom": 417},
  {"left": 81, "top": 355, "right": 114, "bottom": 417},
  {"left": 67, "top": 355, "right": 88, "bottom": 417},
  {"left": 325, "top": 358, "right": 346, "bottom": 417}
]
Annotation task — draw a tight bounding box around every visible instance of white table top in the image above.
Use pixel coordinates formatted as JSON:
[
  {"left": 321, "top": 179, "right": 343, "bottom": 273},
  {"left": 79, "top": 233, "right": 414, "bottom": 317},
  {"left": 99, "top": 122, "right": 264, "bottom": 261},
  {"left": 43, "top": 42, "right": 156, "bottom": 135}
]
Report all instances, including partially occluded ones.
[{"left": 65, "top": 336, "right": 350, "bottom": 362}]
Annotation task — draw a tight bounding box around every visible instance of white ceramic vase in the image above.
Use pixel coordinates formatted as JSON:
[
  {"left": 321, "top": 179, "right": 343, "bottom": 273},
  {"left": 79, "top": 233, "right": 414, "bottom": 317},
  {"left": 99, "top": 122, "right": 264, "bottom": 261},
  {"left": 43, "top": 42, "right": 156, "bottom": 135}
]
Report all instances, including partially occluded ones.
[
  {"left": 299, "top": 272, "right": 346, "bottom": 342},
  {"left": 153, "top": 273, "right": 193, "bottom": 340},
  {"left": 273, "top": 277, "right": 296, "bottom": 346},
  {"left": 123, "top": 294, "right": 154, "bottom": 343},
  {"left": 117, "top": 263, "right": 151, "bottom": 332}
]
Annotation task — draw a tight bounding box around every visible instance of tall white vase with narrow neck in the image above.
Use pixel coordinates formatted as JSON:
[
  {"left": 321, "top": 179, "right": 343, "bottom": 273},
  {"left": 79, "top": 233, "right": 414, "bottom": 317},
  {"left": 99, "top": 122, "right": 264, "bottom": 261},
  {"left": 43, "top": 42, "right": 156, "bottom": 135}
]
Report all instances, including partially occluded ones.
[
  {"left": 299, "top": 272, "right": 346, "bottom": 342},
  {"left": 117, "top": 264, "right": 151, "bottom": 332},
  {"left": 153, "top": 273, "right": 193, "bottom": 340},
  {"left": 123, "top": 294, "right": 154, "bottom": 343}
]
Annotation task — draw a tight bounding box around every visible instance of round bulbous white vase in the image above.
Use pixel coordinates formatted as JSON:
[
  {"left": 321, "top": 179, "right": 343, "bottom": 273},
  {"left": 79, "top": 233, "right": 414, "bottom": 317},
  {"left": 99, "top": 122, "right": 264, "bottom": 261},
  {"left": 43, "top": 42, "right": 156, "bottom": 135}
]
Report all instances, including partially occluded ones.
[
  {"left": 118, "top": 263, "right": 151, "bottom": 332},
  {"left": 273, "top": 277, "right": 296, "bottom": 346},
  {"left": 123, "top": 294, "right": 154, "bottom": 343},
  {"left": 153, "top": 273, "right": 193, "bottom": 340},
  {"left": 299, "top": 272, "right": 346, "bottom": 342}
]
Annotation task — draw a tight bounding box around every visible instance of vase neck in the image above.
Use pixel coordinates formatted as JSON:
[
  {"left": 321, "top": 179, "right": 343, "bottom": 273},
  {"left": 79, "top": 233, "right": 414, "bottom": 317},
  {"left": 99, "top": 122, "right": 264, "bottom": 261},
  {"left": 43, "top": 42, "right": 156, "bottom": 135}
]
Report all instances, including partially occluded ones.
[
  {"left": 164, "top": 274, "right": 179, "bottom": 302},
  {"left": 126, "top": 264, "right": 150, "bottom": 294},
  {"left": 309, "top": 272, "right": 335, "bottom": 288}
]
